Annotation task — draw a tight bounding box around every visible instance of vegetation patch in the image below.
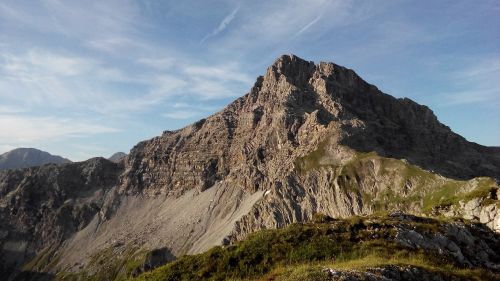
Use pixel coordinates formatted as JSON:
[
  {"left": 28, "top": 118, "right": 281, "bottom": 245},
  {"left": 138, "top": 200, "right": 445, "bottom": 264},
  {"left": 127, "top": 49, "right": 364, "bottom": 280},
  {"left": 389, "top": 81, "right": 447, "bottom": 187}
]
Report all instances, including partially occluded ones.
[
  {"left": 294, "top": 140, "right": 330, "bottom": 173},
  {"left": 22, "top": 246, "right": 60, "bottom": 272},
  {"left": 426, "top": 178, "right": 498, "bottom": 211},
  {"left": 241, "top": 253, "right": 497, "bottom": 281},
  {"left": 130, "top": 215, "right": 493, "bottom": 281},
  {"left": 295, "top": 144, "right": 498, "bottom": 215}
]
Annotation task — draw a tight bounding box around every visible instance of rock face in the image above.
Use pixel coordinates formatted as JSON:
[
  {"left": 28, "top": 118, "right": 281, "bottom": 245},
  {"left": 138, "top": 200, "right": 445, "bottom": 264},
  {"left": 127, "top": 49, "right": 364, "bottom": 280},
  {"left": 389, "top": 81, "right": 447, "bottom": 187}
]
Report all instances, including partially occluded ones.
[
  {"left": 0, "top": 55, "right": 499, "bottom": 279},
  {"left": 0, "top": 148, "right": 71, "bottom": 170},
  {"left": 121, "top": 54, "right": 500, "bottom": 200},
  {"left": 392, "top": 213, "right": 499, "bottom": 270},
  {"left": 0, "top": 158, "right": 122, "bottom": 277},
  {"left": 439, "top": 197, "right": 500, "bottom": 232},
  {"left": 141, "top": 248, "right": 175, "bottom": 272},
  {"left": 108, "top": 152, "right": 127, "bottom": 163}
]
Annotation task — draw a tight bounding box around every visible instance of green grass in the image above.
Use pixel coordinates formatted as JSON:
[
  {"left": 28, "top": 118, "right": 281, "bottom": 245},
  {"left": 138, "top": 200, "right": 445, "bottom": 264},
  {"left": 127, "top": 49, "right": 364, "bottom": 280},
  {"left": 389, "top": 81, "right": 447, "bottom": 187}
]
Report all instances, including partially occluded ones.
[
  {"left": 22, "top": 247, "right": 59, "bottom": 272},
  {"left": 295, "top": 143, "right": 499, "bottom": 215},
  {"left": 294, "top": 140, "right": 329, "bottom": 172},
  {"left": 426, "top": 177, "right": 498, "bottom": 210},
  {"left": 238, "top": 253, "right": 497, "bottom": 281},
  {"left": 129, "top": 215, "right": 490, "bottom": 281}
]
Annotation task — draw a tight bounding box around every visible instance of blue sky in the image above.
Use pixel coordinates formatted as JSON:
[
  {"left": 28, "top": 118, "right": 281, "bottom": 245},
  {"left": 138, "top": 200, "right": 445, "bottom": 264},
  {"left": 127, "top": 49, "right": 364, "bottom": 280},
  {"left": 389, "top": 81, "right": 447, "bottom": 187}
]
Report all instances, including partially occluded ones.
[{"left": 0, "top": 0, "right": 499, "bottom": 161}]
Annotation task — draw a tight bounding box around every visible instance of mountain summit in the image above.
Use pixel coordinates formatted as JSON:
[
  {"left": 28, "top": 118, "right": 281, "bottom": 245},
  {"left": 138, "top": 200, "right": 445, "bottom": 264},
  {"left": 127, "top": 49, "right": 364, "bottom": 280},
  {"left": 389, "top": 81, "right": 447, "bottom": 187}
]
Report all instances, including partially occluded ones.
[
  {"left": 0, "top": 148, "right": 71, "bottom": 170},
  {"left": 108, "top": 152, "right": 127, "bottom": 163},
  {"left": 124, "top": 54, "right": 499, "bottom": 196},
  {"left": 1, "top": 55, "right": 499, "bottom": 280}
]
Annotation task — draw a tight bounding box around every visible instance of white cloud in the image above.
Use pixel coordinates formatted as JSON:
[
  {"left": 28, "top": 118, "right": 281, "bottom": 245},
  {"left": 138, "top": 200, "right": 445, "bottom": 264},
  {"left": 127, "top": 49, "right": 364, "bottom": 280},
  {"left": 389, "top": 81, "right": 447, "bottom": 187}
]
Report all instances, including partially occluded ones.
[
  {"left": 0, "top": 114, "right": 119, "bottom": 144},
  {"left": 443, "top": 89, "right": 498, "bottom": 105},
  {"left": 188, "top": 78, "right": 237, "bottom": 99},
  {"left": 201, "top": 7, "right": 240, "bottom": 42},
  {"left": 136, "top": 55, "right": 254, "bottom": 100},
  {"left": 41, "top": 0, "right": 142, "bottom": 39},
  {"left": 441, "top": 57, "right": 500, "bottom": 106},
  {"left": 452, "top": 58, "right": 500, "bottom": 80},
  {"left": 162, "top": 110, "right": 200, "bottom": 120},
  {"left": 87, "top": 37, "right": 153, "bottom": 54},
  {"left": 26, "top": 50, "right": 95, "bottom": 76},
  {"left": 215, "top": 0, "right": 357, "bottom": 50},
  {"left": 137, "top": 57, "right": 176, "bottom": 70},
  {"left": 0, "top": 106, "right": 26, "bottom": 114},
  {"left": 0, "top": 47, "right": 252, "bottom": 122},
  {"left": 183, "top": 64, "right": 253, "bottom": 84},
  {"left": 1, "top": 50, "right": 106, "bottom": 108},
  {"left": 0, "top": 144, "right": 17, "bottom": 155}
]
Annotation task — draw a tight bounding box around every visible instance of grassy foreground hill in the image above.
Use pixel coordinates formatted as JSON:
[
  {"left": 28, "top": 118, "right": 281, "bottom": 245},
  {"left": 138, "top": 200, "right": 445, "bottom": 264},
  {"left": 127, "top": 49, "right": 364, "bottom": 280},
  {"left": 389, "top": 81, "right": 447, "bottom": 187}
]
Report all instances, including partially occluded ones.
[{"left": 122, "top": 214, "right": 499, "bottom": 281}]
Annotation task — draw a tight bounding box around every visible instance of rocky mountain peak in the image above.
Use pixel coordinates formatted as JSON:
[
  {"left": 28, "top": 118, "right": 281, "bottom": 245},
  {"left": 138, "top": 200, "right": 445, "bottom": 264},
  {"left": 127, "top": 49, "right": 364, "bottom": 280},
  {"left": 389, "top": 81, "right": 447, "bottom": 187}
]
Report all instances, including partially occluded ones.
[
  {"left": 1, "top": 55, "right": 499, "bottom": 281},
  {"left": 263, "top": 54, "right": 372, "bottom": 94},
  {"left": 265, "top": 54, "right": 315, "bottom": 88},
  {"left": 123, "top": 55, "right": 499, "bottom": 196}
]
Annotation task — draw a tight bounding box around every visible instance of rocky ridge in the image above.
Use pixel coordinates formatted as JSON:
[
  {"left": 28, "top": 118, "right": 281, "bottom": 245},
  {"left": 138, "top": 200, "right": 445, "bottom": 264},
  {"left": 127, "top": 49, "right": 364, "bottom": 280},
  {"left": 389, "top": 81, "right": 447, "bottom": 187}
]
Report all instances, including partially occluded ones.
[
  {"left": 0, "top": 158, "right": 122, "bottom": 278},
  {"left": 0, "top": 55, "right": 499, "bottom": 280}
]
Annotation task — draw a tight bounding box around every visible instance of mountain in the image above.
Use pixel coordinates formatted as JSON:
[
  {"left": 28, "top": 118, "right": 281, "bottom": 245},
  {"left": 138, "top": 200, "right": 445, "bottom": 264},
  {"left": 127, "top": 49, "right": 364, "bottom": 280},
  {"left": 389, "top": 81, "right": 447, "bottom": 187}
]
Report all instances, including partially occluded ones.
[
  {"left": 0, "top": 148, "right": 71, "bottom": 170},
  {"left": 0, "top": 55, "right": 499, "bottom": 280},
  {"left": 108, "top": 152, "right": 127, "bottom": 163}
]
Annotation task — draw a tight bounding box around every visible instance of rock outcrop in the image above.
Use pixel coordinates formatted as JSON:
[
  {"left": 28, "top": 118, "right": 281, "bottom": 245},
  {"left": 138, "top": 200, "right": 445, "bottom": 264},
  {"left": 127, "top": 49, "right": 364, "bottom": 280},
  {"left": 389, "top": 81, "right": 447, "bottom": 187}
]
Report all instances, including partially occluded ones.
[
  {"left": 321, "top": 265, "right": 486, "bottom": 281},
  {"left": 438, "top": 196, "right": 500, "bottom": 232},
  {"left": 1, "top": 55, "right": 499, "bottom": 280},
  {"left": 0, "top": 158, "right": 122, "bottom": 278}
]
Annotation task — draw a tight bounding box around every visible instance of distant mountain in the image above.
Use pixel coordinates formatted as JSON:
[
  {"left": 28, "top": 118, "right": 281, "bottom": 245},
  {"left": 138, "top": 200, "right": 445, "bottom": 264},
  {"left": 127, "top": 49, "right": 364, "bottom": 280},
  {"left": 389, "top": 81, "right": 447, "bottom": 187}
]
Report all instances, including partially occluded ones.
[
  {"left": 0, "top": 148, "right": 71, "bottom": 170},
  {"left": 108, "top": 152, "right": 127, "bottom": 163}
]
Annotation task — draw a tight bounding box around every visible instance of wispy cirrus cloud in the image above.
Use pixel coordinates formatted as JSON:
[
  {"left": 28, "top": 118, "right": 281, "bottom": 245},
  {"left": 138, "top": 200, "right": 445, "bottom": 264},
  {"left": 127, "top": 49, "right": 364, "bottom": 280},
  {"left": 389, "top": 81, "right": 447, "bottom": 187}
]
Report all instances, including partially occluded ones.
[
  {"left": 0, "top": 105, "right": 26, "bottom": 114},
  {"left": 0, "top": 48, "right": 250, "bottom": 117},
  {"left": 2, "top": 50, "right": 96, "bottom": 77},
  {"left": 162, "top": 111, "right": 200, "bottom": 120},
  {"left": 294, "top": 15, "right": 323, "bottom": 37},
  {"left": 201, "top": 7, "right": 240, "bottom": 43},
  {"left": 162, "top": 102, "right": 220, "bottom": 120},
  {"left": 137, "top": 57, "right": 176, "bottom": 70},
  {"left": 211, "top": 0, "right": 358, "bottom": 51},
  {"left": 0, "top": 114, "right": 118, "bottom": 144},
  {"left": 441, "top": 57, "right": 500, "bottom": 106},
  {"left": 0, "top": 50, "right": 131, "bottom": 109}
]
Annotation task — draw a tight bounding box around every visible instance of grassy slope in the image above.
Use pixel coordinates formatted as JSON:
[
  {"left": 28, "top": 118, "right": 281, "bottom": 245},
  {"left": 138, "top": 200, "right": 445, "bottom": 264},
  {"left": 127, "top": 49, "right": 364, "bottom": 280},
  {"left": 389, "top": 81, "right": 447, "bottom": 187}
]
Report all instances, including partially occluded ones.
[
  {"left": 130, "top": 215, "right": 496, "bottom": 281},
  {"left": 295, "top": 144, "right": 498, "bottom": 213}
]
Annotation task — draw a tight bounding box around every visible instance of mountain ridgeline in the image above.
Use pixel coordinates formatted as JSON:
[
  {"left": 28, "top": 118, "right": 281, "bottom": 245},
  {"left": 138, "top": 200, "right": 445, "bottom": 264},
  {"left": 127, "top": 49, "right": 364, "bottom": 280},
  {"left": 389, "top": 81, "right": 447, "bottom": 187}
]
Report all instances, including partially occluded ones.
[
  {"left": 108, "top": 152, "right": 127, "bottom": 163},
  {"left": 0, "top": 55, "right": 499, "bottom": 280},
  {"left": 0, "top": 148, "right": 71, "bottom": 171}
]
